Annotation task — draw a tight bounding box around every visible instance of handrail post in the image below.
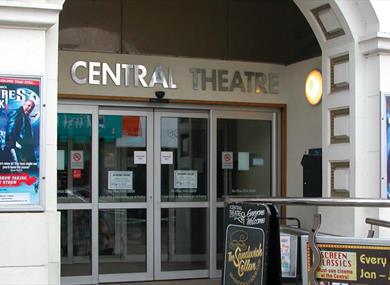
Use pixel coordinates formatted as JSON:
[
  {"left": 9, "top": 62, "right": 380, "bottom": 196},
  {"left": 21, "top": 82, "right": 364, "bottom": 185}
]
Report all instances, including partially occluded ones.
[{"left": 308, "top": 214, "right": 321, "bottom": 285}]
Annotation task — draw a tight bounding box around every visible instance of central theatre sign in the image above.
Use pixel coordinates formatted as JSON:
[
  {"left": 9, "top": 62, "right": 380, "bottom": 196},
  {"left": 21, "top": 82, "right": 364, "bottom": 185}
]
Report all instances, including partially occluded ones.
[{"left": 70, "top": 61, "right": 280, "bottom": 94}]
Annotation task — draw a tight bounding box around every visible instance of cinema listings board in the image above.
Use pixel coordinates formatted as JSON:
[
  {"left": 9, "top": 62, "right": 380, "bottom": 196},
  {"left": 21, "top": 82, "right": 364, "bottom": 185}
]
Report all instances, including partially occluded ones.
[{"left": 302, "top": 236, "right": 390, "bottom": 285}]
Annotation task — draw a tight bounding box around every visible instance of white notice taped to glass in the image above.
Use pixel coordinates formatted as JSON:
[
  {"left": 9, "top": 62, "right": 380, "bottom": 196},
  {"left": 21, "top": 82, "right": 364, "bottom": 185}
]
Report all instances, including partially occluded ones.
[
  {"left": 238, "top": 152, "right": 250, "bottom": 171},
  {"left": 108, "top": 171, "right": 133, "bottom": 191},
  {"left": 57, "top": 150, "right": 65, "bottom": 170},
  {"left": 161, "top": 151, "right": 173, "bottom": 164},
  {"left": 174, "top": 170, "right": 197, "bottom": 189},
  {"left": 134, "top": 151, "right": 147, "bottom": 164}
]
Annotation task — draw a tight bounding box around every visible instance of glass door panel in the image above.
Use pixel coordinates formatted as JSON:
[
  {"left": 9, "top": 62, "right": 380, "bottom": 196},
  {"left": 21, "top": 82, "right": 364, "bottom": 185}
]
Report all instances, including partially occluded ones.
[
  {"left": 57, "top": 113, "right": 92, "bottom": 203},
  {"left": 217, "top": 118, "right": 272, "bottom": 201},
  {"left": 160, "top": 117, "right": 208, "bottom": 202},
  {"left": 155, "top": 111, "right": 209, "bottom": 280},
  {"left": 97, "top": 109, "right": 153, "bottom": 283},
  {"left": 210, "top": 110, "right": 277, "bottom": 277},
  {"left": 60, "top": 209, "right": 92, "bottom": 277},
  {"left": 98, "top": 209, "right": 147, "bottom": 274},
  {"left": 58, "top": 105, "right": 97, "bottom": 285},
  {"left": 160, "top": 208, "right": 208, "bottom": 271},
  {"left": 98, "top": 115, "right": 147, "bottom": 203}
]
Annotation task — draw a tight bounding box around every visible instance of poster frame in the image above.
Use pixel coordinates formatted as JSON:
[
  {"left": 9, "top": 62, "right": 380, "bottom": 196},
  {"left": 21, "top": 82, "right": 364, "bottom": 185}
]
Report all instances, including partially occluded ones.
[
  {"left": 301, "top": 235, "right": 390, "bottom": 285},
  {"left": 0, "top": 75, "right": 45, "bottom": 212},
  {"left": 280, "top": 233, "right": 298, "bottom": 279},
  {"left": 381, "top": 91, "right": 390, "bottom": 199}
]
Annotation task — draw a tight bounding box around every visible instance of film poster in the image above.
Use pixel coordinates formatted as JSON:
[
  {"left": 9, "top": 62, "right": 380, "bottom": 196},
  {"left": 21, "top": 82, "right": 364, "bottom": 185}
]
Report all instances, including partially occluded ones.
[
  {"left": 307, "top": 242, "right": 390, "bottom": 285},
  {"left": 0, "top": 76, "right": 40, "bottom": 207}
]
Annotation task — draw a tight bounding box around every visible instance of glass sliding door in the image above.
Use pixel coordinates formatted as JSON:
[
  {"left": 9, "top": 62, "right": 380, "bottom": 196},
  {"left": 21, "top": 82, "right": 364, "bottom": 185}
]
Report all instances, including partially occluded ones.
[
  {"left": 57, "top": 104, "right": 278, "bottom": 283},
  {"left": 209, "top": 109, "right": 278, "bottom": 277},
  {"left": 58, "top": 105, "right": 98, "bottom": 285},
  {"left": 154, "top": 110, "right": 209, "bottom": 280},
  {"left": 97, "top": 109, "right": 154, "bottom": 283}
]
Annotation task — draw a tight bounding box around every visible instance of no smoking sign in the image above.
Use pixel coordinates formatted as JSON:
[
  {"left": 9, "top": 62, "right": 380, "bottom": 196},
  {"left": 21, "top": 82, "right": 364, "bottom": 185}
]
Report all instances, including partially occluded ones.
[
  {"left": 71, "top": 150, "right": 84, "bottom": 169},
  {"left": 222, "top": 152, "right": 233, "bottom": 169}
]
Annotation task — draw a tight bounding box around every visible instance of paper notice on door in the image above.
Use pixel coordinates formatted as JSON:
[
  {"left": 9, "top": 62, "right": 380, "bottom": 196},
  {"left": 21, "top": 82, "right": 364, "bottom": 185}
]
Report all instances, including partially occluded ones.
[
  {"left": 161, "top": 151, "right": 173, "bottom": 164},
  {"left": 57, "top": 150, "right": 65, "bottom": 170},
  {"left": 108, "top": 171, "right": 133, "bottom": 192},
  {"left": 174, "top": 170, "right": 197, "bottom": 189},
  {"left": 222, "top": 151, "right": 233, "bottom": 169},
  {"left": 134, "top": 151, "right": 147, "bottom": 164},
  {"left": 238, "top": 152, "right": 250, "bottom": 171}
]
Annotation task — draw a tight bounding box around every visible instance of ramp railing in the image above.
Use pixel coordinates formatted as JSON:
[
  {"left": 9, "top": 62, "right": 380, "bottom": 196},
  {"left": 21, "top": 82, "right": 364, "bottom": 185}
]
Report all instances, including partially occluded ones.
[{"left": 226, "top": 197, "right": 390, "bottom": 285}]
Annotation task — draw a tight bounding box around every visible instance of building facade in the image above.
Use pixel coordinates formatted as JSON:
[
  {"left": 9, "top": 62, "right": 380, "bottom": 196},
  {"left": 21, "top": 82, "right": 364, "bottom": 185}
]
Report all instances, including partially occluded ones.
[{"left": 0, "top": 0, "right": 390, "bottom": 284}]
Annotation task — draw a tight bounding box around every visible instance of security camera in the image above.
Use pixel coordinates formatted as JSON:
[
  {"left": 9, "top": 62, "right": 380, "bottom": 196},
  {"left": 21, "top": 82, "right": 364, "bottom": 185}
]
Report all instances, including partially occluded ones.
[{"left": 155, "top": 91, "right": 165, "bottom": 99}]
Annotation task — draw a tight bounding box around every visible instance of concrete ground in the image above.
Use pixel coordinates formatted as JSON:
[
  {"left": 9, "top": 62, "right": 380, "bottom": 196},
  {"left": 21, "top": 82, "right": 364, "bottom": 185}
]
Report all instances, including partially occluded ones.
[
  {"left": 103, "top": 279, "right": 299, "bottom": 285},
  {"left": 105, "top": 279, "right": 220, "bottom": 285}
]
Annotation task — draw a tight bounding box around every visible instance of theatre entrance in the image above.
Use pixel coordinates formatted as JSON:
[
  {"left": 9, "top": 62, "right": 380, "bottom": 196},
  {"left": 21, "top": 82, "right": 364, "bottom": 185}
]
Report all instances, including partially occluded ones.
[{"left": 57, "top": 103, "right": 278, "bottom": 284}]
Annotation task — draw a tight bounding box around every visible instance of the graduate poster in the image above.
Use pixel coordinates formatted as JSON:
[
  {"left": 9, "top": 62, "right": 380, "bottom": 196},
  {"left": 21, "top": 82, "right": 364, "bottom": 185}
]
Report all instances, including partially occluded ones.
[{"left": 0, "top": 76, "right": 40, "bottom": 207}]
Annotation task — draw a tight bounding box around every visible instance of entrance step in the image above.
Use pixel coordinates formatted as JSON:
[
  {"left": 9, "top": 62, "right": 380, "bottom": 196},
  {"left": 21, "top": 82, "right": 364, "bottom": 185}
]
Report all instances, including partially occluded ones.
[{"left": 103, "top": 279, "right": 220, "bottom": 285}]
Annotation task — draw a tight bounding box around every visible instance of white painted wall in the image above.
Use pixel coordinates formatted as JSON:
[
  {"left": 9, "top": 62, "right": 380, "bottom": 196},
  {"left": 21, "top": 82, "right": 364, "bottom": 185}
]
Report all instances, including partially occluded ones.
[
  {"left": 0, "top": 1, "right": 63, "bottom": 284},
  {"left": 285, "top": 57, "right": 322, "bottom": 230}
]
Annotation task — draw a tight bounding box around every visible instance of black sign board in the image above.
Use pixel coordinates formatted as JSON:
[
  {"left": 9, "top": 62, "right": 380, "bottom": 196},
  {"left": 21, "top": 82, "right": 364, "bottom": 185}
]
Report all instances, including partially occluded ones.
[
  {"left": 223, "top": 202, "right": 281, "bottom": 285},
  {"left": 306, "top": 241, "right": 390, "bottom": 285}
]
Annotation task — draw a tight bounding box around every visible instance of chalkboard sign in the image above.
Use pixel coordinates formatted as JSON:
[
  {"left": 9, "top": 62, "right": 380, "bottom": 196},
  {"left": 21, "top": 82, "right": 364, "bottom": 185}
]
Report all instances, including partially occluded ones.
[
  {"left": 302, "top": 236, "right": 390, "bottom": 285},
  {"left": 223, "top": 202, "right": 281, "bottom": 285}
]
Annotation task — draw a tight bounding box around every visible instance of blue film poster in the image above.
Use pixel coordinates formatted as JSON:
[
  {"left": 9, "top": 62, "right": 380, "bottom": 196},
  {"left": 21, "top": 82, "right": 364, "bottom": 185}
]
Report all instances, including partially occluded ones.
[{"left": 0, "top": 77, "right": 40, "bottom": 207}]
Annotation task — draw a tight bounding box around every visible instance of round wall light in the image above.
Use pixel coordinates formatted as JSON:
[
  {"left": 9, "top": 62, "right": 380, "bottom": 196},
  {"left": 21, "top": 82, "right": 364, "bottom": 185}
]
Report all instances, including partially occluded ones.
[{"left": 305, "top": 69, "right": 323, "bottom": 106}]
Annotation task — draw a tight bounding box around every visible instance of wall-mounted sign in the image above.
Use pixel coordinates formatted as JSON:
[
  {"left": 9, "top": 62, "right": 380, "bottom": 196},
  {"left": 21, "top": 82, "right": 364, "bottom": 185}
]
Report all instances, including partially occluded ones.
[
  {"left": 190, "top": 68, "right": 279, "bottom": 94},
  {"left": 71, "top": 61, "right": 177, "bottom": 89},
  {"left": 69, "top": 60, "right": 280, "bottom": 95},
  {"left": 0, "top": 76, "right": 41, "bottom": 210}
]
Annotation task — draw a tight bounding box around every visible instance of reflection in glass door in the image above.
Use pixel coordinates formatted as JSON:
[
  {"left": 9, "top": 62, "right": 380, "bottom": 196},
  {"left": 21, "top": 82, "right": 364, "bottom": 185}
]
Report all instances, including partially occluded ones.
[{"left": 154, "top": 111, "right": 209, "bottom": 280}]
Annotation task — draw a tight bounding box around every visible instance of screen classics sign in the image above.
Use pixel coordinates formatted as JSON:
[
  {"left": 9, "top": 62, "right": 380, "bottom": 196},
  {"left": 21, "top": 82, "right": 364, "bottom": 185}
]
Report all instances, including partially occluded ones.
[{"left": 71, "top": 60, "right": 280, "bottom": 94}]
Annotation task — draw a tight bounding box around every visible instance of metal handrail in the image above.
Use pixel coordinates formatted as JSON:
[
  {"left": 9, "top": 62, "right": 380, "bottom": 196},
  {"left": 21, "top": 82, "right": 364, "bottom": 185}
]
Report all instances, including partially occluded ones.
[
  {"left": 226, "top": 197, "right": 390, "bottom": 285},
  {"left": 280, "top": 217, "right": 301, "bottom": 229},
  {"left": 226, "top": 197, "right": 390, "bottom": 207},
  {"left": 280, "top": 225, "right": 339, "bottom": 237},
  {"left": 366, "top": 217, "right": 390, "bottom": 228}
]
